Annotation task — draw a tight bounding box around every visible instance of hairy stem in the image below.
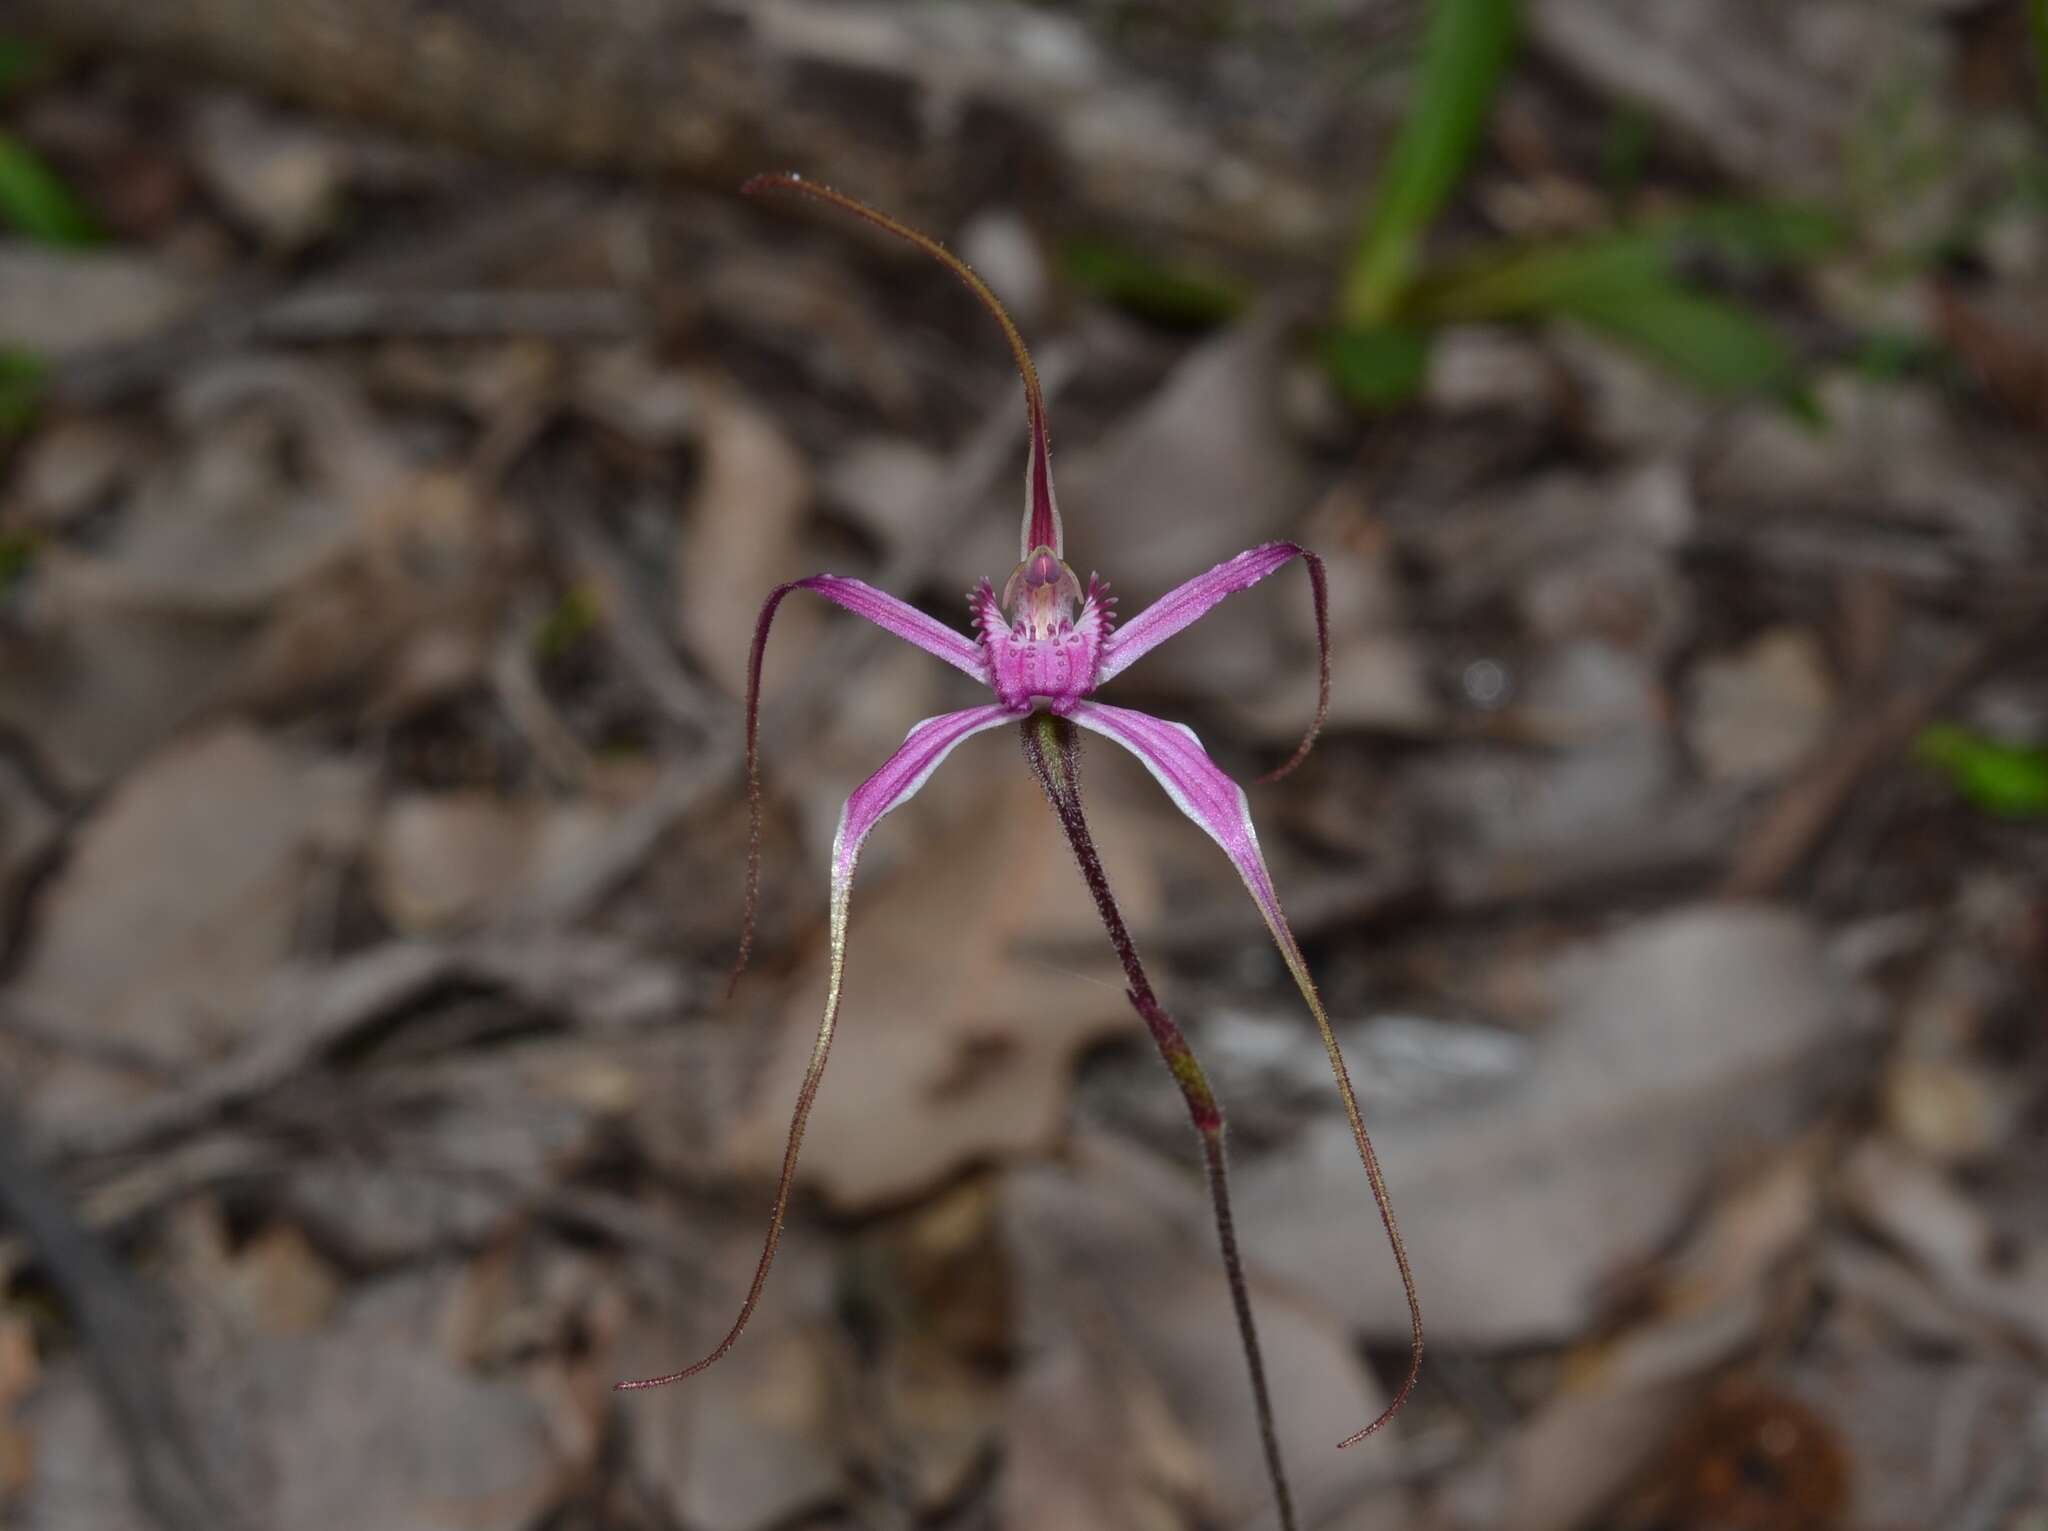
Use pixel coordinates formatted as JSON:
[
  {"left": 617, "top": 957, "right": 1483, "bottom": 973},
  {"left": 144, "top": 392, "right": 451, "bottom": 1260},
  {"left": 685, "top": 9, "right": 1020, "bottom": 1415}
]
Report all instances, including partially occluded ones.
[{"left": 1021, "top": 713, "right": 1297, "bottom": 1531}]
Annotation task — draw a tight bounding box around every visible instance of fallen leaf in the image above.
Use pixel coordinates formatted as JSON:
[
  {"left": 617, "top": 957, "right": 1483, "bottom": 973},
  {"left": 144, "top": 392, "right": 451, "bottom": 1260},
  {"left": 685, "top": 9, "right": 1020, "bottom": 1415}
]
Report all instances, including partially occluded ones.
[
  {"left": 620, "top": 1224, "right": 845, "bottom": 1531},
  {"left": 188, "top": 94, "right": 348, "bottom": 250},
  {"left": 1687, "top": 627, "right": 1836, "bottom": 785},
  {"left": 0, "top": 242, "right": 199, "bottom": 356},
  {"left": 369, "top": 787, "right": 630, "bottom": 933},
  {"left": 15, "top": 1268, "right": 579, "bottom": 1530},
  {"left": 677, "top": 383, "right": 812, "bottom": 696},
  {"left": 1057, "top": 313, "right": 1315, "bottom": 696},
  {"left": 1840, "top": 1135, "right": 2048, "bottom": 1353},
  {"left": 1239, "top": 905, "right": 1865, "bottom": 1345},
  {"left": 1004, "top": 1132, "right": 1395, "bottom": 1527},
  {"left": 1701, "top": 375, "right": 2032, "bottom": 556},
  {"left": 7, "top": 723, "right": 368, "bottom": 1128},
  {"left": 725, "top": 771, "right": 1161, "bottom": 1211},
  {"left": 1531, "top": 0, "right": 1947, "bottom": 194}
]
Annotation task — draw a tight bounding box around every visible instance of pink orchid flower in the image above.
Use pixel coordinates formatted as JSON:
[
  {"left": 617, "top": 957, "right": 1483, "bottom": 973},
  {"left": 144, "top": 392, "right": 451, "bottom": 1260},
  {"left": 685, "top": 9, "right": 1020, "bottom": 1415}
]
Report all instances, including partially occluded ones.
[{"left": 620, "top": 174, "right": 1422, "bottom": 1526}]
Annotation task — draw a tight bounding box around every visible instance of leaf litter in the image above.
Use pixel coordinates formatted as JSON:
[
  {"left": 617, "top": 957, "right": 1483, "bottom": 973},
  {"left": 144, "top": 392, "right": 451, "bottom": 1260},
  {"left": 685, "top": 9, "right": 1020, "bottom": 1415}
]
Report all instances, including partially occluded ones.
[{"left": 0, "top": 8, "right": 2045, "bottom": 1529}]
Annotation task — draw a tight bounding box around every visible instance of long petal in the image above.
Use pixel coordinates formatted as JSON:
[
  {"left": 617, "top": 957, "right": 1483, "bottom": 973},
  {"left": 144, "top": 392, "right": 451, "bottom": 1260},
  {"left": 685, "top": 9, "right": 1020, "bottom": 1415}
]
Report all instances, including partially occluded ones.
[
  {"left": 730, "top": 575, "right": 988, "bottom": 995},
  {"left": 774, "top": 574, "right": 988, "bottom": 680},
  {"left": 1095, "top": 542, "right": 1329, "bottom": 780},
  {"left": 619, "top": 703, "right": 1011, "bottom": 1393},
  {"left": 743, "top": 174, "right": 1061, "bottom": 558},
  {"left": 1069, "top": 700, "right": 1422, "bottom": 1444}
]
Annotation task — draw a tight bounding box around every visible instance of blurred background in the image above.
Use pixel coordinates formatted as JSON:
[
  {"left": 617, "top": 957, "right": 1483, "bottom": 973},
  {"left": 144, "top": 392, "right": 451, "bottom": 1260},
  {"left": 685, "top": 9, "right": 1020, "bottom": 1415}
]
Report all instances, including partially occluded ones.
[{"left": 0, "top": 1, "right": 2045, "bottom": 1527}]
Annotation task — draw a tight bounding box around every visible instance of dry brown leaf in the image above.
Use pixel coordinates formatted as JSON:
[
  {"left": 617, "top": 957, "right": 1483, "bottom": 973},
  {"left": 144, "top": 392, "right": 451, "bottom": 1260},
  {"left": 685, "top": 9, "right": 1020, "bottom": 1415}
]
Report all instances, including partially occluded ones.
[
  {"left": 1687, "top": 628, "right": 1837, "bottom": 786},
  {"left": 369, "top": 787, "right": 630, "bottom": 933},
  {"left": 1056, "top": 313, "right": 1315, "bottom": 696},
  {"left": 187, "top": 94, "right": 348, "bottom": 249},
  {"left": 1239, "top": 905, "right": 1864, "bottom": 1346},
  {"left": 620, "top": 1225, "right": 845, "bottom": 1531},
  {"left": 15, "top": 1268, "right": 580, "bottom": 1531},
  {"left": 1531, "top": 0, "right": 1947, "bottom": 194},
  {"left": 0, "top": 360, "right": 438, "bottom": 789},
  {"left": 1229, "top": 492, "right": 1438, "bottom": 739},
  {"left": 677, "top": 384, "right": 813, "bottom": 696},
  {"left": 1840, "top": 1136, "right": 2048, "bottom": 1353},
  {"left": 1004, "top": 1133, "right": 1396, "bottom": 1527},
  {"left": 8, "top": 723, "right": 368, "bottom": 1127},
  {"left": 725, "top": 772, "right": 1161, "bottom": 1211},
  {"left": 0, "top": 244, "right": 201, "bottom": 356},
  {"left": 0, "top": 551, "right": 250, "bottom": 792}
]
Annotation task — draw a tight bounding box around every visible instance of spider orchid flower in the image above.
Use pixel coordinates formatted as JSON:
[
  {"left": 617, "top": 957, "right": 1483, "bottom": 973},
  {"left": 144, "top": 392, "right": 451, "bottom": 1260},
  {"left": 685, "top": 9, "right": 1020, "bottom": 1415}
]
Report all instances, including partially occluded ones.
[{"left": 620, "top": 173, "right": 1422, "bottom": 1525}]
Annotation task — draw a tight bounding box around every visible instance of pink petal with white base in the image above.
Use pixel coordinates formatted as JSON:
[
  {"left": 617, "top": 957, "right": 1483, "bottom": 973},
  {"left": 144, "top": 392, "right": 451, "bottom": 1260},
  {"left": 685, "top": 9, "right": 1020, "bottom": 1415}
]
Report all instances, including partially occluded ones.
[
  {"left": 759, "top": 574, "right": 987, "bottom": 681},
  {"left": 1068, "top": 699, "right": 1422, "bottom": 1443},
  {"left": 618, "top": 702, "right": 1011, "bottom": 1394},
  {"left": 1095, "top": 541, "right": 1328, "bottom": 781}
]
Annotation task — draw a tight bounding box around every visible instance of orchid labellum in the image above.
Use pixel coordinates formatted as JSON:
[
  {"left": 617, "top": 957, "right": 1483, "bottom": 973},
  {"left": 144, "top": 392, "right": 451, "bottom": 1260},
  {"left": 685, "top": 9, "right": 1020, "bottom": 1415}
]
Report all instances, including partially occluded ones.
[{"left": 619, "top": 173, "right": 1423, "bottom": 1528}]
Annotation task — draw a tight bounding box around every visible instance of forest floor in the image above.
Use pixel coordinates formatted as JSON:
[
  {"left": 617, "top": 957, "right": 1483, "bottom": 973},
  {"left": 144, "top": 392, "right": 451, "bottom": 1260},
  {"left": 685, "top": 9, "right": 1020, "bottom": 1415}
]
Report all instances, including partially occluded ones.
[{"left": 1, "top": 4, "right": 2046, "bottom": 1528}]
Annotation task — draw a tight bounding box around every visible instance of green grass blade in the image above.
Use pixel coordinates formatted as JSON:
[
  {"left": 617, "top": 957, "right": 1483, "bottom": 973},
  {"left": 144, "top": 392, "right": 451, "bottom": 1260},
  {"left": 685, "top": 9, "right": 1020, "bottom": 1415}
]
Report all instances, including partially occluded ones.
[
  {"left": 1320, "top": 324, "right": 1433, "bottom": 410},
  {"left": 0, "top": 348, "right": 45, "bottom": 437},
  {"left": 1406, "top": 232, "right": 1665, "bottom": 322},
  {"left": 1552, "top": 275, "right": 1804, "bottom": 401},
  {"left": 1062, "top": 237, "right": 1248, "bottom": 329},
  {"left": 1917, "top": 723, "right": 2048, "bottom": 818},
  {"left": 0, "top": 130, "right": 100, "bottom": 246},
  {"left": 1340, "top": 0, "right": 1519, "bottom": 327}
]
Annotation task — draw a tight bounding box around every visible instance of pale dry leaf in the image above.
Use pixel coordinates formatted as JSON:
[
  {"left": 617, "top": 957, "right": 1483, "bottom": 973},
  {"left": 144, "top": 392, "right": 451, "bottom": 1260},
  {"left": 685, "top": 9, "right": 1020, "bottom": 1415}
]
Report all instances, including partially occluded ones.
[
  {"left": 822, "top": 436, "right": 948, "bottom": 558},
  {"left": 1841, "top": 1136, "right": 2048, "bottom": 1352},
  {"left": 12, "top": 415, "right": 147, "bottom": 530},
  {"left": 188, "top": 94, "right": 349, "bottom": 249},
  {"left": 1229, "top": 493, "right": 1438, "bottom": 738},
  {"left": 1240, "top": 905, "right": 1864, "bottom": 1345},
  {"left": 621, "top": 1224, "right": 845, "bottom": 1531},
  {"left": 0, "top": 551, "right": 250, "bottom": 792},
  {"left": 8, "top": 724, "right": 368, "bottom": 1128},
  {"left": 677, "top": 384, "right": 813, "bottom": 696},
  {"left": 1056, "top": 313, "right": 1314, "bottom": 695},
  {"left": 571, "top": 345, "right": 701, "bottom": 447},
  {"left": 1702, "top": 375, "right": 2032, "bottom": 555},
  {"left": 369, "top": 788, "right": 627, "bottom": 933},
  {"left": 1005, "top": 1133, "right": 1395, "bottom": 1527},
  {"left": 0, "top": 243, "right": 201, "bottom": 357},
  {"left": 1531, "top": 0, "right": 1948, "bottom": 194},
  {"left": 16, "top": 1268, "right": 579, "bottom": 1531},
  {"left": 1000, "top": 1328, "right": 1206, "bottom": 1531},
  {"left": 725, "top": 771, "right": 1161, "bottom": 1211},
  {"left": 1687, "top": 627, "right": 1837, "bottom": 785}
]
